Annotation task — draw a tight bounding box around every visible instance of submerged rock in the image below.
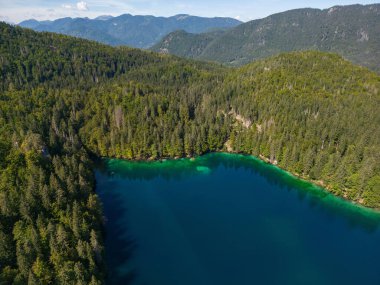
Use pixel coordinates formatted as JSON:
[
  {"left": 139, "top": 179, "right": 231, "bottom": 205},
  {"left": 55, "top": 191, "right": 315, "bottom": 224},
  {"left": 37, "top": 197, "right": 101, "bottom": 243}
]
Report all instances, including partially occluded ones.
[{"left": 196, "top": 165, "right": 211, "bottom": 174}]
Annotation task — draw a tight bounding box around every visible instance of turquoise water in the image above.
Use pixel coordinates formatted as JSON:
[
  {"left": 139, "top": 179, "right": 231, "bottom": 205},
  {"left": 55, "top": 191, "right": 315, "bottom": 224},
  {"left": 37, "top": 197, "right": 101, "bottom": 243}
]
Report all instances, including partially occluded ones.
[{"left": 96, "top": 153, "right": 380, "bottom": 285}]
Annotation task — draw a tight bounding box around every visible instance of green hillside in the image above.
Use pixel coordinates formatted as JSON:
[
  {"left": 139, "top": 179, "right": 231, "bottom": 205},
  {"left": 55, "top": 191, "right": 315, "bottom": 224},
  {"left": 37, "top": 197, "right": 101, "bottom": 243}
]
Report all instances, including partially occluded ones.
[
  {"left": 217, "top": 51, "right": 380, "bottom": 205},
  {"left": 151, "top": 4, "right": 380, "bottom": 72},
  {"left": 152, "top": 29, "right": 227, "bottom": 59},
  {"left": 0, "top": 22, "right": 223, "bottom": 284},
  {"left": 0, "top": 23, "right": 379, "bottom": 283}
]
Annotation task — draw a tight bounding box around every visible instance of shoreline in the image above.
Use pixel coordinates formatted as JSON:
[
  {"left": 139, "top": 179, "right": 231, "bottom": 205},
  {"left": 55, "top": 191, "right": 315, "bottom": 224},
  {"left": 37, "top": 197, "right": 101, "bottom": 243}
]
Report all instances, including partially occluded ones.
[{"left": 99, "top": 150, "right": 380, "bottom": 213}]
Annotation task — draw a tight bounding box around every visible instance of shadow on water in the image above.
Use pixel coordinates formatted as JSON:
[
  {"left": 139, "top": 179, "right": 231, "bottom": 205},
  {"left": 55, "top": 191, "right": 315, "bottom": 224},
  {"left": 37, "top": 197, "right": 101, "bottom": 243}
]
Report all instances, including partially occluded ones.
[
  {"left": 97, "top": 153, "right": 380, "bottom": 233},
  {"left": 99, "top": 180, "right": 138, "bottom": 285}
]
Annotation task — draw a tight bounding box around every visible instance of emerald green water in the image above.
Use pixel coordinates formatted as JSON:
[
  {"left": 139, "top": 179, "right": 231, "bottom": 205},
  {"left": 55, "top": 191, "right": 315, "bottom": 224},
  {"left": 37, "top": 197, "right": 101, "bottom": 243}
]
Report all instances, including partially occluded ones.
[{"left": 95, "top": 153, "right": 380, "bottom": 285}]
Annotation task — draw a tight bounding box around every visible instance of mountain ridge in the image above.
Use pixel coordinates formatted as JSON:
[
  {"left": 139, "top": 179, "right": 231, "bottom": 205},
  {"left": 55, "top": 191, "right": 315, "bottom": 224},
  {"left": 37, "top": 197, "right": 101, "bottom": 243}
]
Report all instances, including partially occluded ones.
[
  {"left": 19, "top": 14, "right": 242, "bottom": 48},
  {"left": 151, "top": 4, "right": 380, "bottom": 72}
]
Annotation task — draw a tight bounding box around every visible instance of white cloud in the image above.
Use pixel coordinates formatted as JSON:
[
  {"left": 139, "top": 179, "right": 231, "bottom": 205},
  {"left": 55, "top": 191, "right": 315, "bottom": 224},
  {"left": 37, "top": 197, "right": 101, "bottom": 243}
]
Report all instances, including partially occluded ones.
[
  {"left": 76, "top": 1, "right": 89, "bottom": 11},
  {"left": 235, "top": 15, "right": 241, "bottom": 20},
  {"left": 62, "top": 4, "right": 73, "bottom": 9},
  {"left": 0, "top": 15, "right": 13, "bottom": 24}
]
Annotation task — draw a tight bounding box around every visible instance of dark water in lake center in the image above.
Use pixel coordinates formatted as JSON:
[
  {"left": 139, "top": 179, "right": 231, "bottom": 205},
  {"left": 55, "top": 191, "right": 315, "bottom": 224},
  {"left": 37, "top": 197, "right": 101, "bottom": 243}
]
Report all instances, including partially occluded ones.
[{"left": 95, "top": 153, "right": 380, "bottom": 285}]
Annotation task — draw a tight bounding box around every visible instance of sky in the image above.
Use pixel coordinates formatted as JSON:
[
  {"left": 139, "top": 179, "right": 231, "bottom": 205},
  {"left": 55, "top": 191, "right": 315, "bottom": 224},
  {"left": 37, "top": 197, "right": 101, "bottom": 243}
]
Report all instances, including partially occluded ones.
[{"left": 0, "top": 0, "right": 379, "bottom": 23}]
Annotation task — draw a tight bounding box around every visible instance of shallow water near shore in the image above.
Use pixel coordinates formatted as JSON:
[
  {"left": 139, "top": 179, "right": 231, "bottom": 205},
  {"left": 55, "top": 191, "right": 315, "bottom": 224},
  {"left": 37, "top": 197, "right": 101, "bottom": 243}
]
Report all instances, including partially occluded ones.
[{"left": 96, "top": 153, "right": 380, "bottom": 285}]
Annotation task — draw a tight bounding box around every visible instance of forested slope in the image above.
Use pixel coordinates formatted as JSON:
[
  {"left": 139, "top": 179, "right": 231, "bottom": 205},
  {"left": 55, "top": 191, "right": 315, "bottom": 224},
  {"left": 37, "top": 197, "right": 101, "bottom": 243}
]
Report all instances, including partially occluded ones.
[
  {"left": 0, "top": 22, "right": 379, "bottom": 283},
  {"left": 152, "top": 4, "right": 380, "bottom": 72},
  {"left": 217, "top": 52, "right": 380, "bottom": 206},
  {"left": 0, "top": 22, "right": 223, "bottom": 284}
]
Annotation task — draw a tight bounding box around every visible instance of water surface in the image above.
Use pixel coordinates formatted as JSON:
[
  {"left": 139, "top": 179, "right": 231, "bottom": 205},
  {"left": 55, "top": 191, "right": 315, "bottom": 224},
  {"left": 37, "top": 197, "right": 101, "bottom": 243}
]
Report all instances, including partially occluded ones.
[{"left": 96, "top": 153, "right": 380, "bottom": 285}]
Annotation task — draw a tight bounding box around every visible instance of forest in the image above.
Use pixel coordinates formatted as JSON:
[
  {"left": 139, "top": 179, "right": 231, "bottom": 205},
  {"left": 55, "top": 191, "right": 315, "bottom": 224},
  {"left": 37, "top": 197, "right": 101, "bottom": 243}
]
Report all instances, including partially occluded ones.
[
  {"left": 152, "top": 4, "right": 380, "bottom": 72},
  {"left": 0, "top": 22, "right": 379, "bottom": 284}
]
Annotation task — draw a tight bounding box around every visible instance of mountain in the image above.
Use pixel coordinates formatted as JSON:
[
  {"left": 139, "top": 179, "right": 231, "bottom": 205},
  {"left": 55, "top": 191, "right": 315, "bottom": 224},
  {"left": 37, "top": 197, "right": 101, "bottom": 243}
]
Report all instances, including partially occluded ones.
[
  {"left": 151, "top": 4, "right": 380, "bottom": 72},
  {"left": 1, "top": 22, "right": 379, "bottom": 283},
  {"left": 19, "top": 14, "right": 242, "bottom": 48},
  {"left": 95, "top": 15, "right": 113, "bottom": 21},
  {"left": 154, "top": 29, "right": 227, "bottom": 59}
]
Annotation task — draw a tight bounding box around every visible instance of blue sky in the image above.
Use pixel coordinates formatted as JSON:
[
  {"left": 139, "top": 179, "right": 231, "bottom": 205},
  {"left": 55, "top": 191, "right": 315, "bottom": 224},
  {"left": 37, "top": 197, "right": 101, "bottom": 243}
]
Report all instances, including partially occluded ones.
[{"left": 0, "top": 0, "right": 378, "bottom": 23}]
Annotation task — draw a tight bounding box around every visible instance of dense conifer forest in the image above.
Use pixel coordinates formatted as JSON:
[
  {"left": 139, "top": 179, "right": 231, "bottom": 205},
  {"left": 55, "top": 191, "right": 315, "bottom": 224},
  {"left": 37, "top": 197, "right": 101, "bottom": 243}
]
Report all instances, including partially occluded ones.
[
  {"left": 0, "top": 22, "right": 379, "bottom": 283},
  {"left": 152, "top": 4, "right": 380, "bottom": 72}
]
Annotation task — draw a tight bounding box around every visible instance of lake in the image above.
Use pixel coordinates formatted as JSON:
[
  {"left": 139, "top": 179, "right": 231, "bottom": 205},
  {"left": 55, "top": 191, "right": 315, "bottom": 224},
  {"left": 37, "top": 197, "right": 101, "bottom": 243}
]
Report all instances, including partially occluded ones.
[{"left": 95, "top": 153, "right": 380, "bottom": 285}]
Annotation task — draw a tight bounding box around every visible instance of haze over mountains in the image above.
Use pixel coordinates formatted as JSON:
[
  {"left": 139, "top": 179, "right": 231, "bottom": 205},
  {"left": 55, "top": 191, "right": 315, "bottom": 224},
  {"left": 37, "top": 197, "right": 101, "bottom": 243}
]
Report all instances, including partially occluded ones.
[
  {"left": 19, "top": 14, "right": 242, "bottom": 48},
  {"left": 152, "top": 4, "right": 380, "bottom": 72}
]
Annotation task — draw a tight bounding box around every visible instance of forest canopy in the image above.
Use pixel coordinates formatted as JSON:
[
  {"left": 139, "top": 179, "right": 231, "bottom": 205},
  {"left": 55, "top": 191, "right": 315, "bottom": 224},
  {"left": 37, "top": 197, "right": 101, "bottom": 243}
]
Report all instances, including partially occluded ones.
[{"left": 0, "top": 22, "right": 379, "bottom": 284}]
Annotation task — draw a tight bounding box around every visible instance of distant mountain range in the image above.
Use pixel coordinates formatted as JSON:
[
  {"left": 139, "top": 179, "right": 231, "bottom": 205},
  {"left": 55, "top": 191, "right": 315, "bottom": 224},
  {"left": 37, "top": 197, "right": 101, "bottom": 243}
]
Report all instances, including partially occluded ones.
[
  {"left": 19, "top": 14, "right": 242, "bottom": 48},
  {"left": 151, "top": 4, "right": 380, "bottom": 72}
]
